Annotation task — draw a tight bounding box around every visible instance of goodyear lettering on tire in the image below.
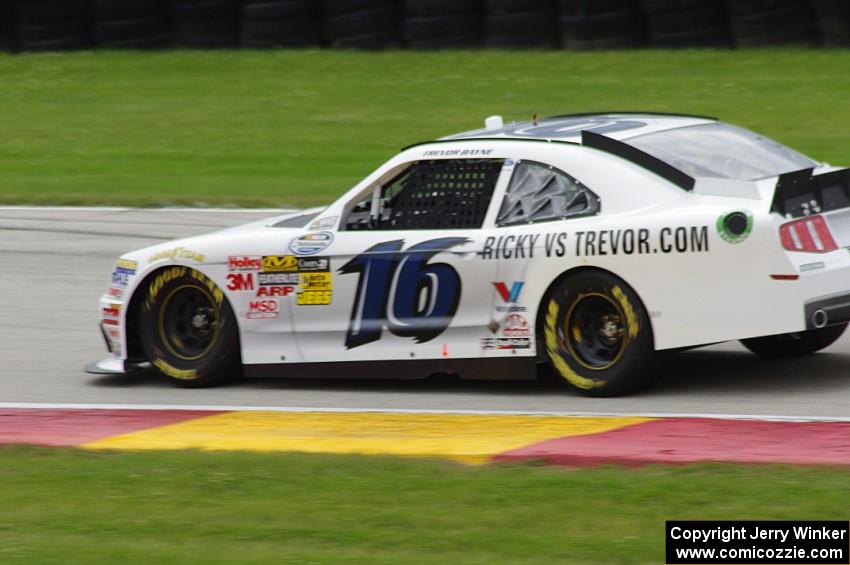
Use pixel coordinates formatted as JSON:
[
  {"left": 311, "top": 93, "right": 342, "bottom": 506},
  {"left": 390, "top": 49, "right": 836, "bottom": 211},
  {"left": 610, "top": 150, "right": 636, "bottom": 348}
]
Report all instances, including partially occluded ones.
[
  {"left": 152, "top": 357, "right": 198, "bottom": 380},
  {"left": 544, "top": 299, "right": 601, "bottom": 390}
]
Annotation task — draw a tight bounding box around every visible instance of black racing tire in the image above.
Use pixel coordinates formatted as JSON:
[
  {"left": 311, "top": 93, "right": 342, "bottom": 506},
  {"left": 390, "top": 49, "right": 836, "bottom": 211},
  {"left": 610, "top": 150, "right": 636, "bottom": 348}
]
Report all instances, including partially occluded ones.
[
  {"left": 543, "top": 270, "right": 656, "bottom": 397},
  {"left": 139, "top": 266, "right": 241, "bottom": 388},
  {"left": 740, "top": 323, "right": 848, "bottom": 359}
]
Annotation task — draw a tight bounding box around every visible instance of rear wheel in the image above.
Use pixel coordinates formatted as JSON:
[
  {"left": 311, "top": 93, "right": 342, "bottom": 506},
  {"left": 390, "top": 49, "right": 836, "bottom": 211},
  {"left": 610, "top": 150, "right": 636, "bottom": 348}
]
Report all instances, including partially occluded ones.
[
  {"left": 139, "top": 266, "right": 241, "bottom": 387},
  {"left": 543, "top": 271, "right": 656, "bottom": 397},
  {"left": 740, "top": 323, "right": 848, "bottom": 359}
]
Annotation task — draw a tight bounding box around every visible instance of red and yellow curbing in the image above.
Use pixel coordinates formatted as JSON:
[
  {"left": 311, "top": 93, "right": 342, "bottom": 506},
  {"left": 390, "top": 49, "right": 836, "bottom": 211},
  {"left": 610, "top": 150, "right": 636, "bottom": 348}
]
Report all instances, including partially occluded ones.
[{"left": 2, "top": 407, "right": 850, "bottom": 467}]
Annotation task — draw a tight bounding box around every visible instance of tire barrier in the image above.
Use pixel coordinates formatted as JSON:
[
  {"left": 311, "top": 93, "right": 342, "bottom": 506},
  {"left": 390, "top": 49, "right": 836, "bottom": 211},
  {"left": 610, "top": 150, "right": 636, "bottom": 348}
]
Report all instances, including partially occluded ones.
[
  {"left": 241, "top": 0, "right": 322, "bottom": 47},
  {"left": 641, "top": 0, "right": 731, "bottom": 47},
  {"left": 0, "top": 0, "right": 846, "bottom": 52},
  {"left": 484, "top": 0, "right": 557, "bottom": 49},
  {"left": 725, "top": 0, "right": 816, "bottom": 47},
  {"left": 812, "top": 0, "right": 850, "bottom": 46},
  {"left": 324, "top": 0, "right": 401, "bottom": 49},
  {"left": 402, "top": 0, "right": 481, "bottom": 50},
  {"left": 558, "top": 0, "right": 645, "bottom": 50},
  {"left": 172, "top": 0, "right": 239, "bottom": 48},
  {"left": 16, "top": 0, "right": 92, "bottom": 51},
  {"left": 92, "top": 0, "right": 170, "bottom": 49}
]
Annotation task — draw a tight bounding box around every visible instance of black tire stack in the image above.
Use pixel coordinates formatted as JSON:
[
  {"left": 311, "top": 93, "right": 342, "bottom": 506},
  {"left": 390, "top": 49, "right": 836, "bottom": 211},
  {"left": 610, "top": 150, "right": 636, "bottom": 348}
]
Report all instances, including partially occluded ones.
[
  {"left": 403, "top": 0, "right": 482, "bottom": 49},
  {"left": 725, "top": 0, "right": 817, "bottom": 46},
  {"left": 16, "top": 0, "right": 91, "bottom": 51},
  {"left": 0, "top": 0, "right": 14, "bottom": 51},
  {"left": 641, "top": 0, "right": 730, "bottom": 47},
  {"left": 324, "top": 0, "right": 401, "bottom": 49},
  {"left": 812, "top": 0, "right": 850, "bottom": 46},
  {"left": 558, "top": 0, "right": 645, "bottom": 50},
  {"left": 241, "top": 0, "right": 322, "bottom": 47},
  {"left": 92, "top": 0, "right": 170, "bottom": 49},
  {"left": 171, "top": 0, "right": 239, "bottom": 47},
  {"left": 484, "top": 0, "right": 556, "bottom": 49}
]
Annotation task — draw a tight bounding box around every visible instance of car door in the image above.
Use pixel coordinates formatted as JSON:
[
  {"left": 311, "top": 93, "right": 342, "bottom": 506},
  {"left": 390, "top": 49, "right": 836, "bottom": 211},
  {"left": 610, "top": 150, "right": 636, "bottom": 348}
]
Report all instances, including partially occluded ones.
[{"left": 290, "top": 157, "right": 509, "bottom": 362}]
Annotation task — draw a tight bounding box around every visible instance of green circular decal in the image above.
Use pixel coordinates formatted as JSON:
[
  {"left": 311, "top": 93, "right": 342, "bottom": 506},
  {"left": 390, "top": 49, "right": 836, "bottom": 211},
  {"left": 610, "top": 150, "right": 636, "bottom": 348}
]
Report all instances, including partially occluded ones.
[{"left": 716, "top": 210, "right": 753, "bottom": 244}]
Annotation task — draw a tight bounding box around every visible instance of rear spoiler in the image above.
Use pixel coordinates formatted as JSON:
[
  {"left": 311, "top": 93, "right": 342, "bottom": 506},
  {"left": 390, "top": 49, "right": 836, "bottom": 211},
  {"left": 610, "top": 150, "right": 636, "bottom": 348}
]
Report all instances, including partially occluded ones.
[{"left": 770, "top": 168, "right": 850, "bottom": 218}]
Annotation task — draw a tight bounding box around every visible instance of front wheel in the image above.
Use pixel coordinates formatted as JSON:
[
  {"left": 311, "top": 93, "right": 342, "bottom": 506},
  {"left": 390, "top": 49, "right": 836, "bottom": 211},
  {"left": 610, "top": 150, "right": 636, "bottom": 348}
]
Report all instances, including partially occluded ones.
[
  {"left": 138, "top": 266, "right": 241, "bottom": 387},
  {"left": 740, "top": 323, "right": 848, "bottom": 359},
  {"left": 543, "top": 270, "right": 657, "bottom": 397}
]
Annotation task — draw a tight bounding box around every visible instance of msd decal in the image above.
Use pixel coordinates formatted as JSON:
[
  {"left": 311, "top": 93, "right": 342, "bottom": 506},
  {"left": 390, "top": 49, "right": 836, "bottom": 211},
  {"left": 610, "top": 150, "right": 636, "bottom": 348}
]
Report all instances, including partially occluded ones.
[{"left": 247, "top": 300, "right": 278, "bottom": 319}]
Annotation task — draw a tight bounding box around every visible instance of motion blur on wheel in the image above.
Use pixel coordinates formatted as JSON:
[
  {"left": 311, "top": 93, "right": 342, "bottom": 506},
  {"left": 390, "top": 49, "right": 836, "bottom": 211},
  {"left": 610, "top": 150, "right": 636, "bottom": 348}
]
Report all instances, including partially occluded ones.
[{"left": 88, "top": 112, "right": 850, "bottom": 396}]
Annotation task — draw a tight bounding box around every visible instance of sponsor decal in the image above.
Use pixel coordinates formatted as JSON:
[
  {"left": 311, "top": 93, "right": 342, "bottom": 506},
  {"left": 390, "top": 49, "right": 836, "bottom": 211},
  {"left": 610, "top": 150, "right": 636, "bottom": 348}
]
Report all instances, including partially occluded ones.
[
  {"left": 502, "top": 313, "right": 529, "bottom": 337},
  {"left": 297, "top": 290, "right": 332, "bottom": 306},
  {"left": 716, "top": 210, "right": 753, "bottom": 244},
  {"left": 481, "top": 337, "right": 531, "bottom": 350},
  {"left": 116, "top": 259, "right": 138, "bottom": 272},
  {"left": 309, "top": 216, "right": 338, "bottom": 230},
  {"left": 226, "top": 272, "right": 254, "bottom": 292},
  {"left": 493, "top": 281, "right": 526, "bottom": 313},
  {"left": 262, "top": 255, "right": 299, "bottom": 272},
  {"left": 102, "top": 305, "right": 121, "bottom": 318},
  {"left": 107, "top": 286, "right": 123, "bottom": 298},
  {"left": 258, "top": 272, "right": 300, "bottom": 285},
  {"left": 257, "top": 285, "right": 295, "bottom": 297},
  {"left": 289, "top": 231, "right": 334, "bottom": 256},
  {"left": 148, "top": 246, "right": 205, "bottom": 264},
  {"left": 300, "top": 272, "right": 332, "bottom": 291},
  {"left": 247, "top": 299, "right": 279, "bottom": 319},
  {"left": 479, "top": 227, "right": 709, "bottom": 260},
  {"left": 422, "top": 148, "right": 494, "bottom": 157},
  {"left": 800, "top": 261, "right": 825, "bottom": 273},
  {"left": 228, "top": 256, "right": 262, "bottom": 271},
  {"left": 298, "top": 256, "right": 330, "bottom": 272},
  {"left": 111, "top": 259, "right": 138, "bottom": 288},
  {"left": 340, "top": 237, "right": 467, "bottom": 348}
]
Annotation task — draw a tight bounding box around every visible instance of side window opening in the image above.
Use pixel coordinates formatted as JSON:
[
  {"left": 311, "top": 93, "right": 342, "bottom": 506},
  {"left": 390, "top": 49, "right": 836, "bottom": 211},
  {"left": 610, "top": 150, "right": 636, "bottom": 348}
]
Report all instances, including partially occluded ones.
[
  {"left": 345, "top": 158, "right": 503, "bottom": 231},
  {"left": 496, "top": 161, "right": 600, "bottom": 227}
]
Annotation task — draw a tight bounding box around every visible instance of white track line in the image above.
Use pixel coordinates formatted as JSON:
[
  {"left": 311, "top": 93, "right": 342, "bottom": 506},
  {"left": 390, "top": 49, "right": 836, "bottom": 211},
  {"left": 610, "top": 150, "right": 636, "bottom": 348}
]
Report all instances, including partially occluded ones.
[
  {"left": 0, "top": 206, "right": 295, "bottom": 213},
  {"left": 1, "top": 402, "right": 849, "bottom": 422}
]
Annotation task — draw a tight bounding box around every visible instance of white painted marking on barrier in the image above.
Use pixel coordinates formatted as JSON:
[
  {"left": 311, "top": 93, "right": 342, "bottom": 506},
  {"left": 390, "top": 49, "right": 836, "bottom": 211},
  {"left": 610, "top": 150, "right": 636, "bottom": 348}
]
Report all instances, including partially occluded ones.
[{"left": 0, "top": 402, "right": 848, "bottom": 422}]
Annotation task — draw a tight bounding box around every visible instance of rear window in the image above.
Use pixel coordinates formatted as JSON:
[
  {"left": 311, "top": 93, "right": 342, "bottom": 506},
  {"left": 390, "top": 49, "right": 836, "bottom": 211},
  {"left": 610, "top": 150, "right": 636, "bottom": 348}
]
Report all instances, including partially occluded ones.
[{"left": 627, "top": 123, "right": 817, "bottom": 181}]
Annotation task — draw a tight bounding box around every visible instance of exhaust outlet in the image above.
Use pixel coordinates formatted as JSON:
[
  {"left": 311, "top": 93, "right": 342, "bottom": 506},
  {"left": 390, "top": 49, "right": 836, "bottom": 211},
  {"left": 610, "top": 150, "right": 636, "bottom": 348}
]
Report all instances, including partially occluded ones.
[{"left": 812, "top": 309, "right": 828, "bottom": 329}]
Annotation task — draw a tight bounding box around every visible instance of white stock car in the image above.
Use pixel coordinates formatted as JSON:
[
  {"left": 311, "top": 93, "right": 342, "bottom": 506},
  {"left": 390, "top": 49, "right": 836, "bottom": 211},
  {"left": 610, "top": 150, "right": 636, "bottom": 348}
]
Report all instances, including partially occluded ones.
[{"left": 87, "top": 112, "right": 850, "bottom": 396}]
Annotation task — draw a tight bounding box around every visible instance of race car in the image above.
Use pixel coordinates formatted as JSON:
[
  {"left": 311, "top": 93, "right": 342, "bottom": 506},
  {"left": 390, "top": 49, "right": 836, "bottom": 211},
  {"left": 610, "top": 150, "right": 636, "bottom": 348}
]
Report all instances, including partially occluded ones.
[{"left": 87, "top": 112, "right": 850, "bottom": 396}]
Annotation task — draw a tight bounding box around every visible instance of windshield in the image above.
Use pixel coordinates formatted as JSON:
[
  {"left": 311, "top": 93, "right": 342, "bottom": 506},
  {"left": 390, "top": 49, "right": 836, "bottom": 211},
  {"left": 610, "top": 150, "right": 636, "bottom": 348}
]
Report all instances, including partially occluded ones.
[{"left": 627, "top": 123, "right": 817, "bottom": 181}]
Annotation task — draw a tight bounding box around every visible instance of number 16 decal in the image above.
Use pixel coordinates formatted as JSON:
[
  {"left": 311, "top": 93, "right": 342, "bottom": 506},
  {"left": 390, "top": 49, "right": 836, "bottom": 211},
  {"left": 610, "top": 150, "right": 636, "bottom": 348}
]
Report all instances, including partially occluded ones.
[{"left": 340, "top": 237, "right": 469, "bottom": 349}]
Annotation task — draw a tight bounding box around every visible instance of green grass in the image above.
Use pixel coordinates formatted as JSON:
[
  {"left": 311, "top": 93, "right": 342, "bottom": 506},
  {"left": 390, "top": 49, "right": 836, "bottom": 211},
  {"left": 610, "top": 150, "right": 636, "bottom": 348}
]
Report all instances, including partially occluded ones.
[
  {"left": 1, "top": 49, "right": 850, "bottom": 207},
  {"left": 1, "top": 447, "right": 849, "bottom": 563}
]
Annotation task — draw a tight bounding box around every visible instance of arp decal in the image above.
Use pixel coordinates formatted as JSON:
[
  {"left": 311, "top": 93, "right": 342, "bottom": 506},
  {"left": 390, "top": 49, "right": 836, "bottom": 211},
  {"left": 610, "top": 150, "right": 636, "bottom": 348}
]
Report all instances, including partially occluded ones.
[
  {"left": 716, "top": 211, "right": 753, "bottom": 244},
  {"left": 257, "top": 285, "right": 294, "bottom": 297},
  {"left": 340, "top": 237, "right": 468, "bottom": 349},
  {"left": 289, "top": 231, "right": 334, "bottom": 256}
]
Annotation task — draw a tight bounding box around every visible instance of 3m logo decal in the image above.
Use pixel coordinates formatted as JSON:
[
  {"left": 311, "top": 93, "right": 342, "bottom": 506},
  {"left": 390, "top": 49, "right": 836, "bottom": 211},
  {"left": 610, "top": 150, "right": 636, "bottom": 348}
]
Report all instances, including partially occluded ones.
[
  {"left": 227, "top": 273, "right": 254, "bottom": 291},
  {"left": 262, "top": 255, "right": 298, "bottom": 272},
  {"left": 493, "top": 281, "right": 524, "bottom": 303}
]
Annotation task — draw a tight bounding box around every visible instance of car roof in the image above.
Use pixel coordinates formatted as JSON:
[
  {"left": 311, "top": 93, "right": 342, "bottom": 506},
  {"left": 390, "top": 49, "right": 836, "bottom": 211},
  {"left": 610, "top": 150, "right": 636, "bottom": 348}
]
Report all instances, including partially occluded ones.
[{"left": 440, "top": 112, "right": 718, "bottom": 143}]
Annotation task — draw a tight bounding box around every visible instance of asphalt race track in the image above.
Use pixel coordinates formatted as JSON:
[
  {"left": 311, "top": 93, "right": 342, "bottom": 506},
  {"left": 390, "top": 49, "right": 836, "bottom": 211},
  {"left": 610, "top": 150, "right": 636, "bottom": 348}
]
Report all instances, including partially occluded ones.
[{"left": 2, "top": 207, "right": 849, "bottom": 419}]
